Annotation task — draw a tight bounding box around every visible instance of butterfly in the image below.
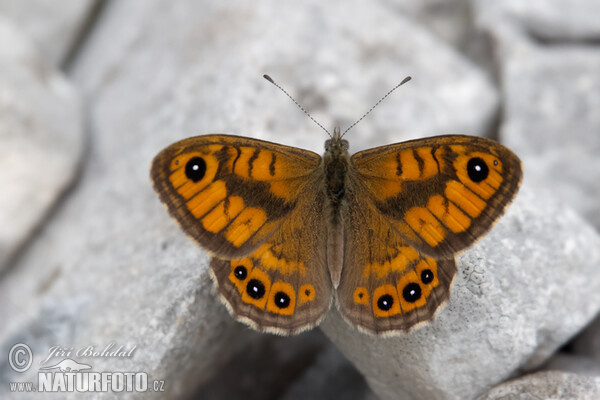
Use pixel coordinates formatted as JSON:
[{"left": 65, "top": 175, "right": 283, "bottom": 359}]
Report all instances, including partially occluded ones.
[{"left": 150, "top": 126, "right": 522, "bottom": 335}]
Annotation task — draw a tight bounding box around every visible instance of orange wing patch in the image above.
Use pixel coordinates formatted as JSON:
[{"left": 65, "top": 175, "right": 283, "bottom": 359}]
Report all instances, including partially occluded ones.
[
  {"left": 427, "top": 195, "right": 471, "bottom": 234},
  {"left": 362, "top": 246, "right": 419, "bottom": 279},
  {"left": 404, "top": 207, "right": 447, "bottom": 247},
  {"left": 202, "top": 196, "right": 245, "bottom": 233},
  {"left": 224, "top": 207, "right": 267, "bottom": 247},
  {"left": 353, "top": 146, "right": 447, "bottom": 200},
  {"left": 186, "top": 181, "right": 227, "bottom": 219},
  {"left": 299, "top": 284, "right": 315, "bottom": 304},
  {"left": 353, "top": 287, "right": 369, "bottom": 305},
  {"left": 445, "top": 181, "right": 486, "bottom": 218},
  {"left": 254, "top": 243, "right": 307, "bottom": 276}
]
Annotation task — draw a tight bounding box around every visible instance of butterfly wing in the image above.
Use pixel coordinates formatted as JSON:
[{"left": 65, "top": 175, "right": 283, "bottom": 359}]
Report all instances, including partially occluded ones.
[
  {"left": 151, "top": 135, "right": 332, "bottom": 334},
  {"left": 151, "top": 134, "right": 322, "bottom": 257},
  {"left": 338, "top": 184, "right": 457, "bottom": 334},
  {"left": 210, "top": 178, "right": 331, "bottom": 334},
  {"left": 349, "top": 135, "right": 522, "bottom": 257},
  {"left": 337, "top": 135, "right": 521, "bottom": 334}
]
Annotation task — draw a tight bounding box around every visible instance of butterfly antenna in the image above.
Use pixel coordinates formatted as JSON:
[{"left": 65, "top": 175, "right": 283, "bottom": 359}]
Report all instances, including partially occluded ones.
[
  {"left": 263, "top": 74, "right": 332, "bottom": 138},
  {"left": 340, "top": 76, "right": 412, "bottom": 138}
]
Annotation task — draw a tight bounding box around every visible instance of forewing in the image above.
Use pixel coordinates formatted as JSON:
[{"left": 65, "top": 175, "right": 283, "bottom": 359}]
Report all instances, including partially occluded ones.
[
  {"left": 151, "top": 134, "right": 322, "bottom": 258},
  {"left": 351, "top": 135, "right": 522, "bottom": 257}
]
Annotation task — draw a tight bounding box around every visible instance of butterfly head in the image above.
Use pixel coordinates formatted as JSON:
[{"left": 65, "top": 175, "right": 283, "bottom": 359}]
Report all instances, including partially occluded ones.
[{"left": 325, "top": 127, "right": 349, "bottom": 158}]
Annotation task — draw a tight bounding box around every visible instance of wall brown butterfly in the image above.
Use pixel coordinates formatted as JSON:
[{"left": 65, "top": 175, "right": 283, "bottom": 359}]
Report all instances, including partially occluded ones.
[{"left": 150, "top": 79, "right": 522, "bottom": 335}]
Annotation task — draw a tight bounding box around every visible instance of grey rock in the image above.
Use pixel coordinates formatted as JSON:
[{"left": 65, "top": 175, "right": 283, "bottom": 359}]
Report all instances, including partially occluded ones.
[
  {"left": 0, "top": 18, "right": 83, "bottom": 271},
  {"left": 473, "top": 0, "right": 600, "bottom": 41},
  {"left": 321, "top": 182, "right": 600, "bottom": 400},
  {"left": 479, "top": 371, "right": 600, "bottom": 400},
  {"left": 474, "top": 5, "right": 600, "bottom": 230},
  {"left": 0, "top": 0, "right": 98, "bottom": 66},
  {"left": 382, "top": 0, "right": 471, "bottom": 49}
]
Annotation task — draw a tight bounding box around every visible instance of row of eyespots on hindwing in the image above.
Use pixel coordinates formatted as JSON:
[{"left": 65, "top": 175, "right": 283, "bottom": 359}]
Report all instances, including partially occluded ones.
[
  {"left": 353, "top": 258, "right": 439, "bottom": 318},
  {"left": 227, "top": 259, "right": 315, "bottom": 316}
]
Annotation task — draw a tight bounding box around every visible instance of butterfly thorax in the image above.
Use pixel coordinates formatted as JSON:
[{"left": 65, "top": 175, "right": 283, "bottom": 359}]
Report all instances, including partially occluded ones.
[{"left": 323, "top": 128, "right": 350, "bottom": 223}]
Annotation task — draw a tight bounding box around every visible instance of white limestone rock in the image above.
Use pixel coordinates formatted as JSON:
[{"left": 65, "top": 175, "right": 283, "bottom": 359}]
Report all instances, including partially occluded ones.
[
  {"left": 0, "top": 18, "right": 83, "bottom": 271},
  {"left": 473, "top": 0, "right": 600, "bottom": 41},
  {"left": 479, "top": 371, "right": 600, "bottom": 400},
  {"left": 474, "top": 3, "right": 600, "bottom": 230},
  {"left": 0, "top": 0, "right": 98, "bottom": 66}
]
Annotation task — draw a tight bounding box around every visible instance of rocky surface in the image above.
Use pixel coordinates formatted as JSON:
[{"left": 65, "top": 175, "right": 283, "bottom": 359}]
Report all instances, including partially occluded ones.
[
  {"left": 0, "top": 0, "right": 98, "bottom": 66},
  {"left": 1, "top": 1, "right": 600, "bottom": 399},
  {"left": 0, "top": 19, "right": 83, "bottom": 272},
  {"left": 474, "top": 1, "right": 600, "bottom": 230},
  {"left": 480, "top": 371, "right": 600, "bottom": 400}
]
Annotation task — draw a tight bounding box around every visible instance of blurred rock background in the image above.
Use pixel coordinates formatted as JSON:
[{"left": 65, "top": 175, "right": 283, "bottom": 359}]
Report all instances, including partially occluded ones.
[{"left": 1, "top": 1, "right": 599, "bottom": 399}]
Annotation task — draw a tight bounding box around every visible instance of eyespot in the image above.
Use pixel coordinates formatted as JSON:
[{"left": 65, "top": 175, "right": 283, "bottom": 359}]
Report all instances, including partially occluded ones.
[
  {"left": 228, "top": 258, "right": 252, "bottom": 294},
  {"left": 246, "top": 279, "right": 265, "bottom": 300},
  {"left": 233, "top": 265, "right": 247, "bottom": 280},
  {"left": 353, "top": 287, "right": 369, "bottom": 305},
  {"left": 372, "top": 285, "right": 401, "bottom": 317},
  {"left": 267, "top": 282, "right": 296, "bottom": 315},
  {"left": 402, "top": 283, "right": 422, "bottom": 303},
  {"left": 274, "top": 292, "right": 291, "bottom": 309},
  {"left": 420, "top": 269, "right": 434, "bottom": 284},
  {"left": 466, "top": 157, "right": 489, "bottom": 182},
  {"left": 299, "top": 284, "right": 315, "bottom": 303},
  {"left": 377, "top": 294, "right": 394, "bottom": 311},
  {"left": 185, "top": 156, "right": 207, "bottom": 182}
]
